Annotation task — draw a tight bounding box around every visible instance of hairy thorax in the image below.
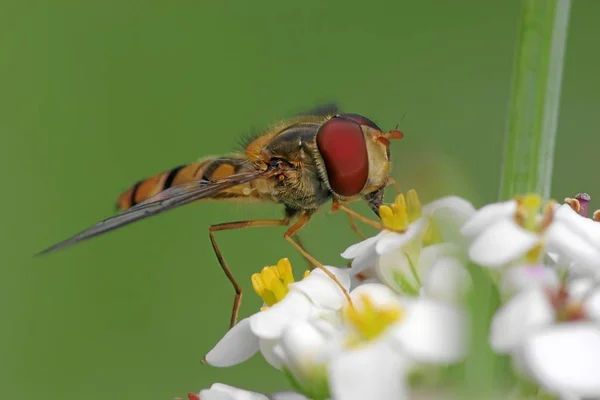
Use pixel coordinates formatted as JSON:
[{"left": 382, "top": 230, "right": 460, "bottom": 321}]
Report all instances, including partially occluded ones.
[{"left": 254, "top": 123, "right": 332, "bottom": 211}]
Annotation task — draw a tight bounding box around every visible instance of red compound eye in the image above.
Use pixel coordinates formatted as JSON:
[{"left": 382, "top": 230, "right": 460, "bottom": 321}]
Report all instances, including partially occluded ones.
[
  {"left": 316, "top": 117, "right": 369, "bottom": 197},
  {"left": 337, "top": 113, "right": 381, "bottom": 131}
]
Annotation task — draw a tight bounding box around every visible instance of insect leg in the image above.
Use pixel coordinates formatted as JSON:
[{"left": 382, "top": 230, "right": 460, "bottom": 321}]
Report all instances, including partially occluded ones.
[
  {"left": 283, "top": 213, "right": 352, "bottom": 305},
  {"left": 209, "top": 217, "right": 290, "bottom": 328},
  {"left": 294, "top": 233, "right": 314, "bottom": 269},
  {"left": 332, "top": 202, "right": 390, "bottom": 231},
  {"left": 346, "top": 213, "right": 366, "bottom": 239}
]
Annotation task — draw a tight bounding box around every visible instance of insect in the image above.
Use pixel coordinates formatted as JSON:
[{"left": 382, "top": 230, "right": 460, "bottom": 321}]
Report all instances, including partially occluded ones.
[{"left": 38, "top": 104, "right": 403, "bottom": 327}]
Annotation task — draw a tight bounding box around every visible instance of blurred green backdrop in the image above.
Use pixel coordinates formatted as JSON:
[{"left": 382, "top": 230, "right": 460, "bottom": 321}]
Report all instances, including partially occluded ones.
[{"left": 2, "top": 0, "right": 600, "bottom": 399}]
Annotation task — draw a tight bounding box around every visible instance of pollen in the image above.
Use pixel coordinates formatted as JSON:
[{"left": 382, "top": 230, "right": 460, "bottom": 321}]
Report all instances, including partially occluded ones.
[
  {"left": 251, "top": 258, "right": 307, "bottom": 309},
  {"left": 525, "top": 242, "right": 544, "bottom": 264},
  {"left": 344, "top": 294, "right": 404, "bottom": 342},
  {"left": 379, "top": 189, "right": 422, "bottom": 231},
  {"left": 515, "top": 193, "right": 543, "bottom": 231}
]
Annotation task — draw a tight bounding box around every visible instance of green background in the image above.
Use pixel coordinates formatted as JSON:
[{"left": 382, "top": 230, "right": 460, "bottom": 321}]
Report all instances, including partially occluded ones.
[{"left": 2, "top": 1, "right": 599, "bottom": 399}]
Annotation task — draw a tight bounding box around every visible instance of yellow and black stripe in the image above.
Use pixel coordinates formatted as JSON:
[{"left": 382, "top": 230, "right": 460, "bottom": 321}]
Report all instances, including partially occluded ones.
[{"left": 116, "top": 156, "right": 256, "bottom": 211}]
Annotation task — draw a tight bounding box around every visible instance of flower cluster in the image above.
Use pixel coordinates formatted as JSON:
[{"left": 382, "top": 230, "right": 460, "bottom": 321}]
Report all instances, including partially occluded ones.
[{"left": 187, "top": 191, "right": 600, "bottom": 400}]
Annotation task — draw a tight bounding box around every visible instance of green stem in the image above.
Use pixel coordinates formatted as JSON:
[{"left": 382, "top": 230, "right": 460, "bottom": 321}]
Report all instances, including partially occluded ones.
[{"left": 499, "top": 0, "right": 571, "bottom": 201}]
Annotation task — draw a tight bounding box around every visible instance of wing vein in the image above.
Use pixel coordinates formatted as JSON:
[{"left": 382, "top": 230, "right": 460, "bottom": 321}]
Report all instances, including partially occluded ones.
[{"left": 37, "top": 169, "right": 272, "bottom": 255}]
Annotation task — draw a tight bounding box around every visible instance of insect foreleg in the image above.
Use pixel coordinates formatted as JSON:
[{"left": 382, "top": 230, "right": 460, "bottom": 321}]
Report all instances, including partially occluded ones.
[
  {"left": 346, "top": 213, "right": 366, "bottom": 240},
  {"left": 332, "top": 202, "right": 389, "bottom": 231}
]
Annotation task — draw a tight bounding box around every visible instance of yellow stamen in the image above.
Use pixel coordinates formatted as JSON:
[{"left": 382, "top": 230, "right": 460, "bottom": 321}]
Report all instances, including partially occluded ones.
[
  {"left": 276, "top": 258, "right": 294, "bottom": 286},
  {"left": 251, "top": 272, "right": 278, "bottom": 306},
  {"left": 378, "top": 190, "right": 423, "bottom": 231},
  {"left": 259, "top": 266, "right": 279, "bottom": 288},
  {"left": 525, "top": 242, "right": 544, "bottom": 264},
  {"left": 344, "top": 294, "right": 404, "bottom": 342},
  {"left": 516, "top": 194, "right": 543, "bottom": 231},
  {"left": 250, "top": 258, "right": 303, "bottom": 309},
  {"left": 251, "top": 273, "right": 265, "bottom": 297},
  {"left": 406, "top": 189, "right": 422, "bottom": 223}
]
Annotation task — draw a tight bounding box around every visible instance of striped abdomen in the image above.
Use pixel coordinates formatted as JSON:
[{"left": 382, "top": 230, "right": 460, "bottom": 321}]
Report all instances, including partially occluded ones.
[{"left": 116, "top": 157, "right": 257, "bottom": 211}]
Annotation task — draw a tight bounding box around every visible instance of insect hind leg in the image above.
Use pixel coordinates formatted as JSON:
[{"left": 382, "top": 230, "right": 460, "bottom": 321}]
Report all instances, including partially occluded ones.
[{"left": 209, "top": 217, "right": 290, "bottom": 329}]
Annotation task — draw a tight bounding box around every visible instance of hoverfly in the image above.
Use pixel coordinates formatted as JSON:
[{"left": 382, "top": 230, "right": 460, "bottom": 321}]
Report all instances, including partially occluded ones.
[{"left": 38, "top": 104, "right": 403, "bottom": 327}]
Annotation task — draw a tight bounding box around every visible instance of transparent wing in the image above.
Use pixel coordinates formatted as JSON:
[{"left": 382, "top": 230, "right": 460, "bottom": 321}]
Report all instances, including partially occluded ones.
[{"left": 38, "top": 169, "right": 272, "bottom": 255}]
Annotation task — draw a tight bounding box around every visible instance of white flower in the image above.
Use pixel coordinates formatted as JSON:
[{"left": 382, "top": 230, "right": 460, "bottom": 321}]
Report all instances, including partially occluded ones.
[
  {"left": 330, "top": 284, "right": 466, "bottom": 400},
  {"left": 188, "top": 383, "right": 310, "bottom": 400},
  {"left": 270, "top": 283, "right": 467, "bottom": 400},
  {"left": 342, "top": 191, "right": 474, "bottom": 298},
  {"left": 189, "top": 383, "right": 269, "bottom": 400},
  {"left": 550, "top": 203, "right": 600, "bottom": 276},
  {"left": 329, "top": 284, "right": 465, "bottom": 400},
  {"left": 204, "top": 259, "right": 350, "bottom": 368},
  {"left": 375, "top": 194, "right": 475, "bottom": 254},
  {"left": 342, "top": 230, "right": 392, "bottom": 280},
  {"left": 462, "top": 195, "right": 600, "bottom": 271},
  {"left": 490, "top": 275, "right": 600, "bottom": 398}
]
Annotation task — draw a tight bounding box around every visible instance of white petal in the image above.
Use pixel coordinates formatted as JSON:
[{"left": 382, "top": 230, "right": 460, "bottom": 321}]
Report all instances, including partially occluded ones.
[
  {"left": 250, "top": 291, "right": 313, "bottom": 340},
  {"left": 198, "top": 389, "right": 232, "bottom": 400},
  {"left": 545, "top": 222, "right": 600, "bottom": 274},
  {"left": 329, "top": 340, "right": 407, "bottom": 400},
  {"left": 349, "top": 283, "right": 404, "bottom": 309},
  {"left": 390, "top": 298, "right": 467, "bottom": 363},
  {"left": 349, "top": 267, "right": 379, "bottom": 290},
  {"left": 422, "top": 256, "right": 471, "bottom": 304},
  {"left": 423, "top": 196, "right": 476, "bottom": 219},
  {"left": 585, "top": 288, "right": 600, "bottom": 322},
  {"left": 468, "top": 219, "right": 538, "bottom": 268},
  {"left": 417, "top": 243, "right": 459, "bottom": 274},
  {"left": 461, "top": 200, "right": 517, "bottom": 237},
  {"left": 270, "top": 392, "right": 310, "bottom": 400},
  {"left": 499, "top": 265, "right": 560, "bottom": 298},
  {"left": 376, "top": 250, "right": 415, "bottom": 292},
  {"left": 523, "top": 324, "right": 600, "bottom": 397},
  {"left": 375, "top": 218, "right": 428, "bottom": 255},
  {"left": 341, "top": 231, "right": 386, "bottom": 259},
  {"left": 349, "top": 251, "right": 378, "bottom": 275},
  {"left": 490, "top": 288, "right": 554, "bottom": 353},
  {"left": 259, "top": 338, "right": 283, "bottom": 370},
  {"left": 567, "top": 278, "right": 595, "bottom": 301},
  {"left": 280, "top": 319, "right": 330, "bottom": 383},
  {"left": 423, "top": 196, "right": 476, "bottom": 240},
  {"left": 200, "top": 383, "right": 269, "bottom": 400},
  {"left": 291, "top": 266, "right": 351, "bottom": 310},
  {"left": 375, "top": 232, "right": 408, "bottom": 255},
  {"left": 554, "top": 204, "right": 600, "bottom": 246},
  {"left": 204, "top": 318, "right": 259, "bottom": 367}
]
